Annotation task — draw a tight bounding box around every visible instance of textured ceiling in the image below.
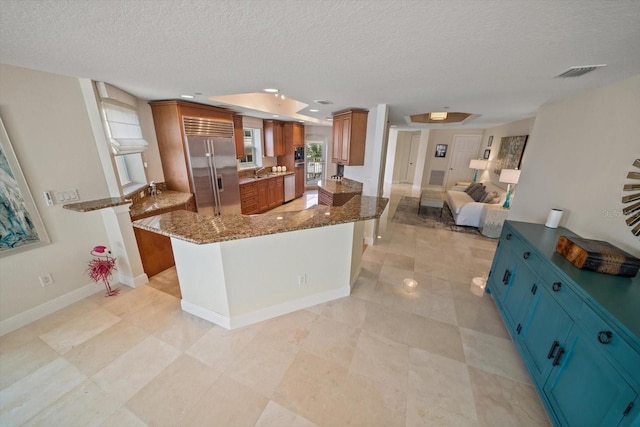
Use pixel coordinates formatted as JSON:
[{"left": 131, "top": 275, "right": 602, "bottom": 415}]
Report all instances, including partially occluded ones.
[{"left": 1, "top": 0, "right": 639, "bottom": 128}]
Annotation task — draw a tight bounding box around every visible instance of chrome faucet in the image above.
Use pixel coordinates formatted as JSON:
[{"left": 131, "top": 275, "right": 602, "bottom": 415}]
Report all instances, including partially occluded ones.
[{"left": 254, "top": 167, "right": 268, "bottom": 177}]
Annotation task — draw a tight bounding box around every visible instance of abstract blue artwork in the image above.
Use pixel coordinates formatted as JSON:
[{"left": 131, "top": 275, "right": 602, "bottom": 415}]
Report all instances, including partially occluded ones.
[{"left": 0, "top": 118, "right": 49, "bottom": 256}]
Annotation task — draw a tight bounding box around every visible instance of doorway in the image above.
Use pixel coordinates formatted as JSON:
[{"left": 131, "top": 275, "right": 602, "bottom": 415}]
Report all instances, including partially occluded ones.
[
  {"left": 400, "top": 133, "right": 421, "bottom": 184},
  {"left": 445, "top": 134, "right": 482, "bottom": 188},
  {"left": 306, "top": 140, "right": 324, "bottom": 186}
]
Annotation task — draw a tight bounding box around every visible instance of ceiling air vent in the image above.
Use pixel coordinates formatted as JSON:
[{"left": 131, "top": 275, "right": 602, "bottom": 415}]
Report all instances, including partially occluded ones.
[
  {"left": 314, "top": 99, "right": 333, "bottom": 105},
  {"left": 555, "top": 64, "right": 606, "bottom": 78}
]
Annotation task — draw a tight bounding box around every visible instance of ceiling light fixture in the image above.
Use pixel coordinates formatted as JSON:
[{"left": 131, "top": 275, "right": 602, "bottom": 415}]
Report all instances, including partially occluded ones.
[
  {"left": 264, "top": 88, "right": 279, "bottom": 93},
  {"left": 309, "top": 109, "right": 319, "bottom": 112},
  {"left": 180, "top": 94, "right": 195, "bottom": 99},
  {"left": 429, "top": 112, "right": 448, "bottom": 121}
]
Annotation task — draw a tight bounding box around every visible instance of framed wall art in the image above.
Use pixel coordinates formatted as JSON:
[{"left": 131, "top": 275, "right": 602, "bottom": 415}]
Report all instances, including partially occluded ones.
[
  {"left": 493, "top": 135, "right": 528, "bottom": 175},
  {"left": 483, "top": 149, "right": 491, "bottom": 160},
  {"left": 0, "top": 117, "right": 50, "bottom": 257},
  {"left": 435, "top": 144, "right": 448, "bottom": 158},
  {"left": 487, "top": 136, "right": 493, "bottom": 147}
]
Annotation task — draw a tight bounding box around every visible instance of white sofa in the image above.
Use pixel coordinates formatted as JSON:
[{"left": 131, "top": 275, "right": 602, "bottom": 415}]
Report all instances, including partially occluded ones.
[{"left": 445, "top": 182, "right": 507, "bottom": 227}]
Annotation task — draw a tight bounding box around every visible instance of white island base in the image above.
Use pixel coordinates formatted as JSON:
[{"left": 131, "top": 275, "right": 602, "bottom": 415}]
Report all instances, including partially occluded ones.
[{"left": 171, "top": 221, "right": 365, "bottom": 329}]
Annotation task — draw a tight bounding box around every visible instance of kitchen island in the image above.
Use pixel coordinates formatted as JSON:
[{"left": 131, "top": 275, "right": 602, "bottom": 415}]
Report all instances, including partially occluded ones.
[
  {"left": 317, "top": 177, "right": 363, "bottom": 206},
  {"left": 133, "top": 195, "right": 388, "bottom": 329}
]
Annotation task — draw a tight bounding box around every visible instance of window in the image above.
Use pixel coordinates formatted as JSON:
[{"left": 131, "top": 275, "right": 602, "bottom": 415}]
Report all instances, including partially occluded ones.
[{"left": 238, "top": 128, "right": 263, "bottom": 169}]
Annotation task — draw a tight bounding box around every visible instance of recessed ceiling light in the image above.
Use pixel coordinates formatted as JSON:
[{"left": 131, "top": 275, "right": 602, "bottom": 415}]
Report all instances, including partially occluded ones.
[
  {"left": 315, "top": 100, "right": 333, "bottom": 105},
  {"left": 264, "top": 88, "right": 279, "bottom": 93},
  {"left": 180, "top": 94, "right": 195, "bottom": 99},
  {"left": 309, "top": 109, "right": 319, "bottom": 112},
  {"left": 272, "top": 114, "right": 279, "bottom": 118}
]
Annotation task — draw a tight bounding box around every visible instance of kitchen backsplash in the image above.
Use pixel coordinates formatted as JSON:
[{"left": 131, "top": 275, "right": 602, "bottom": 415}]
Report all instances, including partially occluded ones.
[{"left": 124, "top": 182, "right": 168, "bottom": 203}]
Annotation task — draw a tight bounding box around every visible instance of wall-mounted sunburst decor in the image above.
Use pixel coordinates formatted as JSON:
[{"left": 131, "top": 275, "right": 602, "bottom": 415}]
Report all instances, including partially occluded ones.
[{"left": 622, "top": 159, "right": 640, "bottom": 236}]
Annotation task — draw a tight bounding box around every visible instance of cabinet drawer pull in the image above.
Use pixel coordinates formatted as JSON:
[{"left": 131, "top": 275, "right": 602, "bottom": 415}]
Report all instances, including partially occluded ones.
[
  {"left": 516, "top": 323, "right": 522, "bottom": 334},
  {"left": 552, "top": 347, "right": 565, "bottom": 366},
  {"left": 506, "top": 233, "right": 512, "bottom": 240},
  {"left": 502, "top": 269, "right": 511, "bottom": 285},
  {"left": 547, "top": 340, "right": 560, "bottom": 359},
  {"left": 532, "top": 284, "right": 538, "bottom": 295},
  {"left": 598, "top": 331, "right": 613, "bottom": 344},
  {"left": 523, "top": 251, "right": 530, "bottom": 259},
  {"left": 552, "top": 282, "right": 562, "bottom": 292}
]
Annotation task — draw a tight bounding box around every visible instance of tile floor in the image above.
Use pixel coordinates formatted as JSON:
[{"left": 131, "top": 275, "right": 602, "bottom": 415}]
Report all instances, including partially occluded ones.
[{"left": 0, "top": 185, "right": 551, "bottom": 426}]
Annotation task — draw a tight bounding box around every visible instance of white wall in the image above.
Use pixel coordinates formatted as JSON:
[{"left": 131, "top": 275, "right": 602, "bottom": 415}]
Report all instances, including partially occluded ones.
[
  {"left": 478, "top": 117, "right": 536, "bottom": 186},
  {"left": 0, "top": 64, "right": 111, "bottom": 323},
  {"left": 510, "top": 74, "right": 640, "bottom": 256},
  {"left": 137, "top": 99, "right": 164, "bottom": 183}
]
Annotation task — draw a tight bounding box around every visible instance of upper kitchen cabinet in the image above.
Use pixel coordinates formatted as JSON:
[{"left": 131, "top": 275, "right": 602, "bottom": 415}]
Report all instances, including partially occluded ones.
[
  {"left": 233, "top": 114, "right": 246, "bottom": 159},
  {"left": 149, "top": 100, "right": 236, "bottom": 193},
  {"left": 285, "top": 122, "right": 305, "bottom": 147},
  {"left": 264, "top": 119, "right": 285, "bottom": 157},
  {"left": 331, "top": 109, "right": 368, "bottom": 165}
]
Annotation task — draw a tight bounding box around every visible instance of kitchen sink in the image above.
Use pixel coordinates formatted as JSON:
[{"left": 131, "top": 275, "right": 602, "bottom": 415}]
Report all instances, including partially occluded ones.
[{"left": 254, "top": 173, "right": 275, "bottom": 179}]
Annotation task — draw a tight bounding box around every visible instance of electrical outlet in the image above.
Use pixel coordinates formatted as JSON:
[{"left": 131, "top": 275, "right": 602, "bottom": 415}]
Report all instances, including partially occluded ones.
[
  {"left": 298, "top": 274, "right": 306, "bottom": 286},
  {"left": 39, "top": 273, "right": 54, "bottom": 287}
]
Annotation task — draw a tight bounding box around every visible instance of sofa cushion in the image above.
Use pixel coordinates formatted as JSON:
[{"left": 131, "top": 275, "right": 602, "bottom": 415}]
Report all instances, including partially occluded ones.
[
  {"left": 446, "top": 190, "right": 474, "bottom": 215},
  {"left": 481, "top": 191, "right": 500, "bottom": 204},
  {"left": 470, "top": 188, "right": 486, "bottom": 202}
]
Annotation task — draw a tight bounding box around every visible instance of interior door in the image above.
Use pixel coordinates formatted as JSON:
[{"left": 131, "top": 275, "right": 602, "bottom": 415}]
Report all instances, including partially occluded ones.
[
  {"left": 402, "top": 134, "right": 420, "bottom": 183},
  {"left": 445, "top": 135, "right": 482, "bottom": 188}
]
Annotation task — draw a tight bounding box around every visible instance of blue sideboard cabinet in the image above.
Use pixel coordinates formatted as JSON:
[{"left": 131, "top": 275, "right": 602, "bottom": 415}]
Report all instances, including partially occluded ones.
[{"left": 487, "top": 221, "right": 640, "bottom": 427}]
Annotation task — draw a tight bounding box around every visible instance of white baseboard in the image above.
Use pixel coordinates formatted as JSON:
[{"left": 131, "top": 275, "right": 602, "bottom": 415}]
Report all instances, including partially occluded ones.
[
  {"left": 181, "top": 286, "right": 351, "bottom": 330},
  {"left": 118, "top": 272, "right": 149, "bottom": 288},
  {"left": 0, "top": 282, "right": 105, "bottom": 337}
]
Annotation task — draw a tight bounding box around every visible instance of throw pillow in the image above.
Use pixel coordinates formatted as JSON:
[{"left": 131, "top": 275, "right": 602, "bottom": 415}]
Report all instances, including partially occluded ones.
[
  {"left": 481, "top": 191, "right": 499, "bottom": 203},
  {"left": 464, "top": 183, "right": 481, "bottom": 195},
  {"left": 471, "top": 188, "right": 486, "bottom": 202}
]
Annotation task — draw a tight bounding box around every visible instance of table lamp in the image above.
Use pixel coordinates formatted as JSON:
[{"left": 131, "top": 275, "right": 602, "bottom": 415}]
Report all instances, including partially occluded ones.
[
  {"left": 499, "top": 169, "right": 521, "bottom": 209},
  {"left": 469, "top": 159, "right": 488, "bottom": 183}
]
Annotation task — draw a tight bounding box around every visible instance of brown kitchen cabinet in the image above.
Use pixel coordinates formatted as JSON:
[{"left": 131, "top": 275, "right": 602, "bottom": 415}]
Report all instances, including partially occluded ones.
[
  {"left": 149, "top": 100, "right": 238, "bottom": 194},
  {"left": 317, "top": 186, "right": 357, "bottom": 206},
  {"left": 285, "top": 122, "right": 305, "bottom": 147},
  {"left": 331, "top": 109, "right": 368, "bottom": 165},
  {"left": 295, "top": 167, "right": 304, "bottom": 198},
  {"left": 240, "top": 182, "right": 259, "bottom": 214},
  {"left": 257, "top": 179, "right": 269, "bottom": 212},
  {"left": 264, "top": 120, "right": 285, "bottom": 157},
  {"left": 233, "top": 114, "right": 245, "bottom": 159},
  {"left": 267, "top": 176, "right": 284, "bottom": 209},
  {"left": 131, "top": 197, "right": 195, "bottom": 278}
]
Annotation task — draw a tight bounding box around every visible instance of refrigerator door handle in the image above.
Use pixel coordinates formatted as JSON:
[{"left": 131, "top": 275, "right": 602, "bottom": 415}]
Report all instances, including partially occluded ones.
[{"left": 207, "top": 140, "right": 222, "bottom": 215}]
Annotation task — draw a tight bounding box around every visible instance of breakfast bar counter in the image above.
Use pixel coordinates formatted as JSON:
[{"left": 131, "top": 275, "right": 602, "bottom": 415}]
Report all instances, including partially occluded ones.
[{"left": 132, "top": 195, "right": 388, "bottom": 329}]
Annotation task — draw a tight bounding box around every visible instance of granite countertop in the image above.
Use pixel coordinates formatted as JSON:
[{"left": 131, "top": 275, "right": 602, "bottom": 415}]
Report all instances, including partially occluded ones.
[
  {"left": 239, "top": 171, "right": 294, "bottom": 185},
  {"left": 63, "top": 197, "right": 131, "bottom": 212},
  {"left": 133, "top": 195, "right": 388, "bottom": 244},
  {"left": 129, "top": 191, "right": 193, "bottom": 218},
  {"left": 317, "top": 178, "right": 363, "bottom": 195},
  {"left": 63, "top": 191, "right": 193, "bottom": 217}
]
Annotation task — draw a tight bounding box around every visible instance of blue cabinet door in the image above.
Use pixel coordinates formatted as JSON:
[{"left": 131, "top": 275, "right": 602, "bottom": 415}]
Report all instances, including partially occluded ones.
[
  {"left": 544, "top": 327, "right": 637, "bottom": 427},
  {"left": 519, "top": 285, "right": 573, "bottom": 386},
  {"left": 502, "top": 262, "right": 539, "bottom": 332},
  {"left": 488, "top": 240, "right": 518, "bottom": 302}
]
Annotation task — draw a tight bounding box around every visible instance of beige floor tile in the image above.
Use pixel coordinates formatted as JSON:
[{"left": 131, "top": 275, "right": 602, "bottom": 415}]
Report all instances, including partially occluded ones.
[
  {"left": 9, "top": 298, "right": 101, "bottom": 339},
  {"left": 185, "top": 323, "right": 262, "bottom": 370},
  {"left": 349, "top": 330, "right": 409, "bottom": 391},
  {"left": 258, "top": 309, "right": 317, "bottom": 347},
  {"left": 0, "top": 358, "right": 86, "bottom": 426},
  {"left": 319, "top": 296, "right": 368, "bottom": 328},
  {"left": 255, "top": 400, "right": 318, "bottom": 427},
  {"left": 0, "top": 337, "right": 59, "bottom": 389},
  {"left": 361, "top": 300, "right": 412, "bottom": 343},
  {"left": 226, "top": 333, "right": 299, "bottom": 398},
  {"left": 91, "top": 336, "right": 180, "bottom": 404},
  {"left": 121, "top": 296, "right": 182, "bottom": 334},
  {"left": 101, "top": 285, "right": 174, "bottom": 318},
  {"left": 299, "top": 315, "right": 360, "bottom": 368},
  {"left": 22, "top": 379, "right": 120, "bottom": 427},
  {"left": 404, "top": 314, "right": 466, "bottom": 362},
  {"left": 126, "top": 354, "right": 223, "bottom": 426},
  {"left": 454, "top": 296, "right": 510, "bottom": 339},
  {"left": 378, "top": 264, "right": 414, "bottom": 287},
  {"left": 146, "top": 267, "right": 182, "bottom": 299},
  {"left": 39, "top": 306, "right": 121, "bottom": 354},
  {"left": 273, "top": 351, "right": 349, "bottom": 425},
  {"left": 468, "top": 366, "right": 551, "bottom": 427},
  {"left": 64, "top": 320, "right": 149, "bottom": 377},
  {"left": 383, "top": 252, "right": 415, "bottom": 270},
  {"left": 101, "top": 406, "right": 148, "bottom": 427},
  {"left": 182, "top": 374, "right": 268, "bottom": 427},
  {"left": 406, "top": 348, "right": 478, "bottom": 426},
  {"left": 410, "top": 286, "right": 458, "bottom": 326},
  {"left": 153, "top": 310, "right": 214, "bottom": 351},
  {"left": 460, "top": 327, "right": 531, "bottom": 385}
]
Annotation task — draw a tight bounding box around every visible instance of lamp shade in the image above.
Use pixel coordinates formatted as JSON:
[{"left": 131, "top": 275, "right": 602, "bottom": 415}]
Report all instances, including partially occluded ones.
[
  {"left": 499, "top": 169, "right": 521, "bottom": 184},
  {"left": 469, "top": 159, "right": 488, "bottom": 170}
]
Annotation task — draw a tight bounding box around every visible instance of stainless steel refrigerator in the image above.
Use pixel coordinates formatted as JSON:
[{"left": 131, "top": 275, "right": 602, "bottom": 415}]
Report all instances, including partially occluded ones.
[{"left": 184, "top": 117, "right": 241, "bottom": 216}]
